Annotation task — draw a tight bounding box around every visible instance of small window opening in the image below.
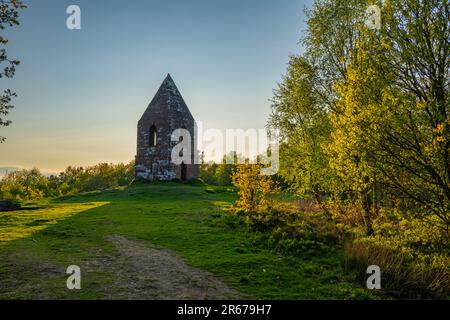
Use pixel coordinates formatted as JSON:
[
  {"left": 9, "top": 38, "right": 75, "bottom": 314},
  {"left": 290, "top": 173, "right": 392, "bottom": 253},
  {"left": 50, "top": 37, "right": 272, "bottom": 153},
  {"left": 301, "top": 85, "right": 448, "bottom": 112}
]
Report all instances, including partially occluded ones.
[{"left": 150, "top": 125, "right": 157, "bottom": 147}]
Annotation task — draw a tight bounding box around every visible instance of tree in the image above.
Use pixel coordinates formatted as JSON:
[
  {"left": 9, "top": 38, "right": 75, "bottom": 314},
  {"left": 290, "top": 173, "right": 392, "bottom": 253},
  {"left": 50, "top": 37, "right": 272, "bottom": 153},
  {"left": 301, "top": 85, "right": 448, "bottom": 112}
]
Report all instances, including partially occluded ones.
[
  {"left": 329, "top": 0, "right": 450, "bottom": 234},
  {"left": 270, "top": 0, "right": 449, "bottom": 236},
  {"left": 268, "top": 0, "right": 374, "bottom": 229},
  {"left": 268, "top": 56, "right": 333, "bottom": 215},
  {"left": 0, "top": 0, "right": 26, "bottom": 142},
  {"left": 303, "top": 0, "right": 368, "bottom": 112},
  {"left": 381, "top": 0, "right": 449, "bottom": 233},
  {"left": 0, "top": 168, "right": 51, "bottom": 199},
  {"left": 328, "top": 31, "right": 391, "bottom": 235}
]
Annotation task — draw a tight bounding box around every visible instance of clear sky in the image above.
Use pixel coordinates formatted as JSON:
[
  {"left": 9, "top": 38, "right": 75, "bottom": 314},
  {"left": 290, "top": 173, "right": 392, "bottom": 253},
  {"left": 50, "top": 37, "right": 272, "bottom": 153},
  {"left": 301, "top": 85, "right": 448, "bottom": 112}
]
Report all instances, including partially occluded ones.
[{"left": 0, "top": 0, "right": 313, "bottom": 172}]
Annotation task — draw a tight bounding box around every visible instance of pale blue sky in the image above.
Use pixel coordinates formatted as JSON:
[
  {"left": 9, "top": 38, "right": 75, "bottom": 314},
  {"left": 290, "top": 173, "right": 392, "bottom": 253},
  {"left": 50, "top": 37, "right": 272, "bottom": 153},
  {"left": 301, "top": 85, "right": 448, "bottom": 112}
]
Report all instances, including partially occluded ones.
[{"left": 0, "top": 0, "right": 313, "bottom": 172}]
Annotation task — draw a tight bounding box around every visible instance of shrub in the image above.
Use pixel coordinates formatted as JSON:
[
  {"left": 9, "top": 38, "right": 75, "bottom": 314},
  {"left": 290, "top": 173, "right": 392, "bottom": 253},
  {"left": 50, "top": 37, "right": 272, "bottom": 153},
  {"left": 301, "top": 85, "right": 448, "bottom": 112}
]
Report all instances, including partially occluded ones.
[
  {"left": 0, "top": 161, "right": 135, "bottom": 200},
  {"left": 235, "top": 198, "right": 339, "bottom": 254},
  {"left": 232, "top": 163, "right": 279, "bottom": 212},
  {"left": 200, "top": 161, "right": 235, "bottom": 186},
  {"left": 0, "top": 168, "right": 53, "bottom": 200}
]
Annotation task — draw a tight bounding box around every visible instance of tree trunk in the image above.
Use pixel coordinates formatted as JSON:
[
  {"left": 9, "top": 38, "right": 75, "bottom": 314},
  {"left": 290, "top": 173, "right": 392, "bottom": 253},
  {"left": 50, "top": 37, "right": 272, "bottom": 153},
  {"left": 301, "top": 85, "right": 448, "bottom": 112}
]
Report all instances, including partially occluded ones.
[
  {"left": 360, "top": 190, "right": 374, "bottom": 236},
  {"left": 312, "top": 184, "right": 331, "bottom": 218}
]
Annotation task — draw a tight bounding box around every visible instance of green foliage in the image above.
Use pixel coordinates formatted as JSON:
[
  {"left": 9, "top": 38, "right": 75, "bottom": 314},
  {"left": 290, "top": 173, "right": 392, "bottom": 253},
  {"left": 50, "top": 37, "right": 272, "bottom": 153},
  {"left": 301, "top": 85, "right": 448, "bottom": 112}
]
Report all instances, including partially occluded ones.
[
  {"left": 267, "top": 0, "right": 449, "bottom": 297},
  {"left": 57, "top": 162, "right": 135, "bottom": 194},
  {"left": 243, "top": 200, "right": 339, "bottom": 254},
  {"left": 328, "top": 0, "right": 450, "bottom": 234},
  {"left": 199, "top": 153, "right": 237, "bottom": 186},
  {"left": 0, "top": 168, "right": 53, "bottom": 200},
  {"left": 268, "top": 55, "right": 334, "bottom": 210},
  {"left": 232, "top": 163, "right": 280, "bottom": 212},
  {"left": 0, "top": 162, "right": 135, "bottom": 200},
  {"left": 199, "top": 161, "right": 219, "bottom": 184}
]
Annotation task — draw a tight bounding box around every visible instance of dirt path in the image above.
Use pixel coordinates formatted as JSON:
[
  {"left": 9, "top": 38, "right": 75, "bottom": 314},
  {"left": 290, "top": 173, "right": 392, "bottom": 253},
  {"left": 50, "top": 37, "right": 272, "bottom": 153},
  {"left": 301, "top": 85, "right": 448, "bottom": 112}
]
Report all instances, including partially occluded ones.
[{"left": 103, "top": 235, "right": 243, "bottom": 300}]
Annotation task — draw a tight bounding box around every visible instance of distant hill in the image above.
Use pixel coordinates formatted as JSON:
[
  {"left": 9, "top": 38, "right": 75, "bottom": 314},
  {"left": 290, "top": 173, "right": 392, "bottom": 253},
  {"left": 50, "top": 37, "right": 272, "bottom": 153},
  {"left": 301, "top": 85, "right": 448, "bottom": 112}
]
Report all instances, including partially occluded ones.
[
  {"left": 0, "top": 167, "right": 60, "bottom": 178},
  {"left": 0, "top": 167, "right": 19, "bottom": 178}
]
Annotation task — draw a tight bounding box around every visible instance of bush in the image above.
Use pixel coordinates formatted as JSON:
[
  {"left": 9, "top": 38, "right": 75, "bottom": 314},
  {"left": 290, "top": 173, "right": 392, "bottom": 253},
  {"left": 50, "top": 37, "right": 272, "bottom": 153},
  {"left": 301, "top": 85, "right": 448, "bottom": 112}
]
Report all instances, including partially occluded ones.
[
  {"left": 0, "top": 168, "right": 53, "bottom": 200},
  {"left": 200, "top": 161, "right": 235, "bottom": 186},
  {"left": 335, "top": 204, "right": 450, "bottom": 298},
  {"left": 0, "top": 161, "right": 135, "bottom": 201},
  {"left": 232, "top": 163, "right": 279, "bottom": 212},
  {"left": 58, "top": 162, "right": 134, "bottom": 193},
  {"left": 234, "top": 198, "right": 338, "bottom": 254}
]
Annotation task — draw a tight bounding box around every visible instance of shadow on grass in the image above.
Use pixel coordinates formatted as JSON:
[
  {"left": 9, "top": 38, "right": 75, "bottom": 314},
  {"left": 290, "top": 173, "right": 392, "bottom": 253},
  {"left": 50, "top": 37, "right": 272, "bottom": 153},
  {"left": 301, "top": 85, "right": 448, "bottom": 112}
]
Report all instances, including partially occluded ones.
[{"left": 0, "top": 182, "right": 241, "bottom": 299}]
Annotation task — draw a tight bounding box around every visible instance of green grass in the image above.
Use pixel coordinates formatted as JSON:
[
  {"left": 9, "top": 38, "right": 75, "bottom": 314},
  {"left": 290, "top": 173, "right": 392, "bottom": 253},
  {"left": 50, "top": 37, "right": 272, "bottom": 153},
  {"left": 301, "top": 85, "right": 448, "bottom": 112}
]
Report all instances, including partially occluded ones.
[{"left": 0, "top": 182, "right": 374, "bottom": 299}]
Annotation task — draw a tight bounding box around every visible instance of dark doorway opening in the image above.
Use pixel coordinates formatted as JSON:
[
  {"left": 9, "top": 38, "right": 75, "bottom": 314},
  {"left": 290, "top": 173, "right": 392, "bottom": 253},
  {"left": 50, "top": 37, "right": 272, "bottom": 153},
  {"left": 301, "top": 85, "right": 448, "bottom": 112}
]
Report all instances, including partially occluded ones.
[{"left": 181, "top": 162, "right": 187, "bottom": 181}]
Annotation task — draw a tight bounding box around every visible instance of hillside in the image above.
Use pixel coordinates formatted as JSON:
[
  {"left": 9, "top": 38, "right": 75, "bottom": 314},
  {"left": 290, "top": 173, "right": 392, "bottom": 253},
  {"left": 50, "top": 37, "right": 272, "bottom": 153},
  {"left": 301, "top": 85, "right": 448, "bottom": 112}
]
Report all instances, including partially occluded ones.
[{"left": 0, "top": 183, "right": 373, "bottom": 299}]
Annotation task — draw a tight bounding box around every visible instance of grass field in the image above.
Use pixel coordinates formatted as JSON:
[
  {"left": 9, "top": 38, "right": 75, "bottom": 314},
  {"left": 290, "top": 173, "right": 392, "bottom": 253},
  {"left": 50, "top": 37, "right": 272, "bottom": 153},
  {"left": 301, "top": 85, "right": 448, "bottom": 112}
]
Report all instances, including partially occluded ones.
[{"left": 0, "top": 182, "right": 374, "bottom": 299}]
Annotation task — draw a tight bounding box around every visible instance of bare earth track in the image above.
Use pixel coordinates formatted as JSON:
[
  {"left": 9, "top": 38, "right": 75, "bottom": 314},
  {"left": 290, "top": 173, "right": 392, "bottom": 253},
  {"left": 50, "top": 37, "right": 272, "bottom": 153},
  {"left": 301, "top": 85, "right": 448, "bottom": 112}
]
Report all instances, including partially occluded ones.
[{"left": 103, "top": 235, "right": 242, "bottom": 300}]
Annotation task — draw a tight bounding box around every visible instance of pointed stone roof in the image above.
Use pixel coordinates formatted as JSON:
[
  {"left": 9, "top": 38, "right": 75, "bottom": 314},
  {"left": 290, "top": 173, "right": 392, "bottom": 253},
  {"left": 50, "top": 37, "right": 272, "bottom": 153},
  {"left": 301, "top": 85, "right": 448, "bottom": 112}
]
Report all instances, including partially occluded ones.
[{"left": 139, "top": 74, "right": 194, "bottom": 123}]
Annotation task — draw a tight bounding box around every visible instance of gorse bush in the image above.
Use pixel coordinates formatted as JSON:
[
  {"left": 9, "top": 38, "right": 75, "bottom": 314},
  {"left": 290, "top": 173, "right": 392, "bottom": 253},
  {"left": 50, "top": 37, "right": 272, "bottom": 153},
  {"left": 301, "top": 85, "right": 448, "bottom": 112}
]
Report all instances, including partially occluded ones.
[{"left": 232, "top": 163, "right": 279, "bottom": 213}]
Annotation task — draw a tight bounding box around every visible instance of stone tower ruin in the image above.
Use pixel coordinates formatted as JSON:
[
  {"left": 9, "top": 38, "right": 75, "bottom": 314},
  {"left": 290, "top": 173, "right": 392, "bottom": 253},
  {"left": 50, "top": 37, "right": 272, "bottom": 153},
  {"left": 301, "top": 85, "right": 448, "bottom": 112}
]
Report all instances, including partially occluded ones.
[{"left": 135, "top": 74, "right": 199, "bottom": 181}]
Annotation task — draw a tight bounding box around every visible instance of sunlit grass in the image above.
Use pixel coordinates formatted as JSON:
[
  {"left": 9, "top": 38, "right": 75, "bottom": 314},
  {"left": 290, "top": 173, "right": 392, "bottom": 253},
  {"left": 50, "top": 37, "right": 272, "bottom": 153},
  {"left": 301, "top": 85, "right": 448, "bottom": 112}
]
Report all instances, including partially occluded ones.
[
  {"left": 0, "top": 202, "right": 108, "bottom": 244},
  {"left": 0, "top": 184, "right": 374, "bottom": 299}
]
